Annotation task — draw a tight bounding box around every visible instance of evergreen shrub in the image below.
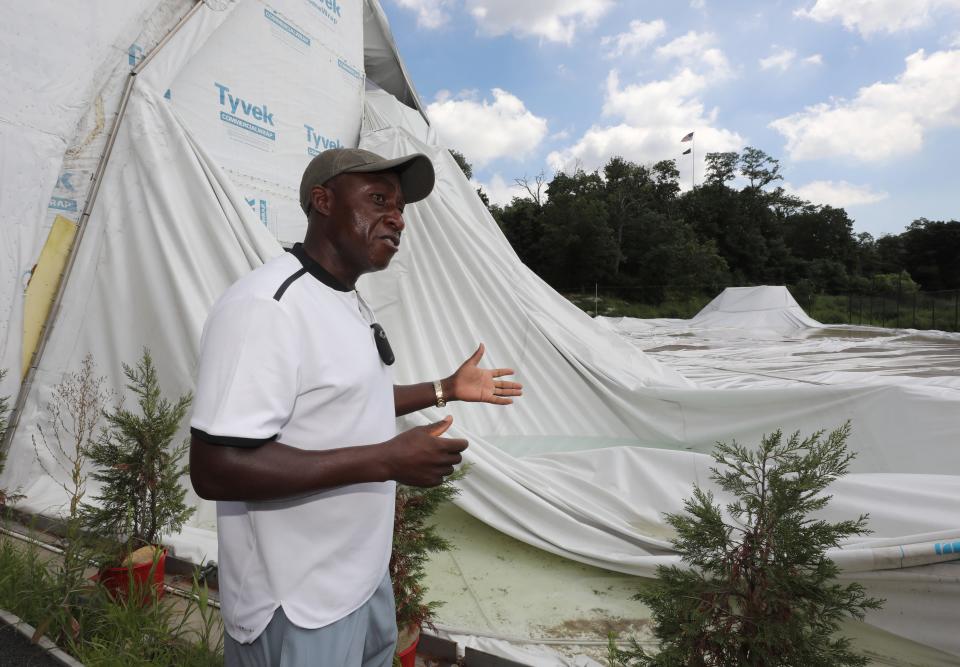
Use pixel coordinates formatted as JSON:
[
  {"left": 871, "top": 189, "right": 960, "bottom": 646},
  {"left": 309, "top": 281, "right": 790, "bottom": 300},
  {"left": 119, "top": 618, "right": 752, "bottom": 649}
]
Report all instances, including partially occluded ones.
[{"left": 610, "top": 423, "right": 883, "bottom": 667}]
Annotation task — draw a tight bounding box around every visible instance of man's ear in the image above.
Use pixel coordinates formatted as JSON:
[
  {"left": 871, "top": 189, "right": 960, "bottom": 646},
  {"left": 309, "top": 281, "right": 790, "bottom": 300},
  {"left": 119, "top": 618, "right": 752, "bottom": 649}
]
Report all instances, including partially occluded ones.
[{"left": 310, "top": 184, "right": 334, "bottom": 217}]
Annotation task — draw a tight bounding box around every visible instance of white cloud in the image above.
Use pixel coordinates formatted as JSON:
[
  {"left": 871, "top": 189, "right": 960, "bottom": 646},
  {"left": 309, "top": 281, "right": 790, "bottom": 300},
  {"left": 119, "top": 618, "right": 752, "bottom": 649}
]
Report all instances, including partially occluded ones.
[
  {"left": 601, "top": 19, "right": 667, "bottom": 58},
  {"left": 759, "top": 49, "right": 821, "bottom": 71},
  {"left": 770, "top": 48, "right": 960, "bottom": 162},
  {"left": 393, "top": 0, "right": 455, "bottom": 29},
  {"left": 465, "top": 0, "right": 613, "bottom": 43},
  {"left": 602, "top": 69, "right": 707, "bottom": 126},
  {"left": 427, "top": 89, "right": 549, "bottom": 167},
  {"left": 760, "top": 48, "right": 797, "bottom": 71},
  {"left": 690, "top": 0, "right": 706, "bottom": 9},
  {"left": 548, "top": 69, "right": 743, "bottom": 177},
  {"left": 549, "top": 31, "right": 741, "bottom": 182},
  {"left": 795, "top": 0, "right": 960, "bottom": 37},
  {"left": 784, "top": 180, "right": 889, "bottom": 207},
  {"left": 655, "top": 31, "right": 733, "bottom": 79},
  {"left": 473, "top": 173, "right": 522, "bottom": 206}
]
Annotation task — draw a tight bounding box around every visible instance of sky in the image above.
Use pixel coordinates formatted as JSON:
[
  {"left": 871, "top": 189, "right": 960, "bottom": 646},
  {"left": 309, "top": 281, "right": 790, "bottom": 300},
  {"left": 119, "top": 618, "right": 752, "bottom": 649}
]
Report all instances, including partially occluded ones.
[{"left": 378, "top": 0, "right": 960, "bottom": 238}]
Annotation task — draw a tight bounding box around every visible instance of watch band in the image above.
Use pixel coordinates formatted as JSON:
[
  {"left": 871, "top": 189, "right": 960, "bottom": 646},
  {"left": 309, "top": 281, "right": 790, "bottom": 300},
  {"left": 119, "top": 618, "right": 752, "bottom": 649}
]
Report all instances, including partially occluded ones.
[{"left": 433, "top": 380, "right": 446, "bottom": 408}]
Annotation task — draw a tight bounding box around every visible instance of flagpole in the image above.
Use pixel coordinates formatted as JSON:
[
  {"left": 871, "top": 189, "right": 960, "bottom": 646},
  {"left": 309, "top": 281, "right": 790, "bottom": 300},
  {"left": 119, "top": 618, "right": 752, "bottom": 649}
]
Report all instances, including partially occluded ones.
[{"left": 681, "top": 131, "right": 695, "bottom": 189}]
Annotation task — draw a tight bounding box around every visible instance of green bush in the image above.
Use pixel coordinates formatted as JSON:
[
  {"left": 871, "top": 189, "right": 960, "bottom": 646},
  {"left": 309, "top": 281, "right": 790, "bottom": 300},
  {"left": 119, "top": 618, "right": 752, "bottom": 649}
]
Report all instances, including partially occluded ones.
[
  {"left": 610, "top": 424, "right": 882, "bottom": 667},
  {"left": 80, "top": 349, "right": 194, "bottom": 561}
]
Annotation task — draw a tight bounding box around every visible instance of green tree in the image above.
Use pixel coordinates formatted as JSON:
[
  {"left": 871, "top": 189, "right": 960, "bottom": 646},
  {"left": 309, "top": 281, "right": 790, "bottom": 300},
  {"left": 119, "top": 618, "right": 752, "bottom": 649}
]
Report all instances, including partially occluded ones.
[
  {"left": 496, "top": 197, "right": 547, "bottom": 274},
  {"left": 610, "top": 424, "right": 882, "bottom": 667},
  {"left": 739, "top": 146, "right": 782, "bottom": 190},
  {"left": 651, "top": 159, "right": 681, "bottom": 210},
  {"left": 785, "top": 206, "right": 856, "bottom": 265},
  {"left": 532, "top": 169, "right": 617, "bottom": 286},
  {"left": 448, "top": 149, "right": 472, "bottom": 180},
  {"left": 80, "top": 349, "right": 194, "bottom": 557},
  {"left": 604, "top": 157, "right": 653, "bottom": 275},
  {"left": 874, "top": 234, "right": 905, "bottom": 274},
  {"left": 900, "top": 218, "right": 960, "bottom": 290},
  {"left": 703, "top": 151, "right": 739, "bottom": 187}
]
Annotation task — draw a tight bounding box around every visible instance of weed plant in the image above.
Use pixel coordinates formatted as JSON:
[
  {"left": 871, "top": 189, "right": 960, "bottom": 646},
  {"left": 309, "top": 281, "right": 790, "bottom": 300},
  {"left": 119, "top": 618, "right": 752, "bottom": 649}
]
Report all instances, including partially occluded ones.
[
  {"left": 1, "top": 368, "right": 26, "bottom": 509},
  {"left": 31, "top": 354, "right": 112, "bottom": 645},
  {"left": 0, "top": 533, "right": 223, "bottom": 666}
]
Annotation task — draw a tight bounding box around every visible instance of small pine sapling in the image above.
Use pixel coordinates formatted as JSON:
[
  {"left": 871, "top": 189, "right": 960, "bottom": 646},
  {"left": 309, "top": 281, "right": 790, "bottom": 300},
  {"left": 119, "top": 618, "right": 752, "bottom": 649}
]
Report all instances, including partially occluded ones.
[
  {"left": 391, "top": 466, "right": 468, "bottom": 641},
  {"left": 610, "top": 423, "right": 883, "bottom": 667},
  {"left": 80, "top": 349, "right": 194, "bottom": 561}
]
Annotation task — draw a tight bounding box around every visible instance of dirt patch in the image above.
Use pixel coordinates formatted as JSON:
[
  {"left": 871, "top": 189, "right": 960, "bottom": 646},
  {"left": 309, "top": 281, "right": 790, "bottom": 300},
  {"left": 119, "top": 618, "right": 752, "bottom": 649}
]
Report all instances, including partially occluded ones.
[{"left": 541, "top": 616, "right": 651, "bottom": 640}]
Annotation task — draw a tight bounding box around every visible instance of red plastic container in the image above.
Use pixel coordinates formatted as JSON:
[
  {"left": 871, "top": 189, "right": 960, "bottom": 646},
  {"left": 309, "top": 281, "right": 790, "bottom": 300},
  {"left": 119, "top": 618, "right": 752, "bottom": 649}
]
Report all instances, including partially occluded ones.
[
  {"left": 397, "top": 634, "right": 419, "bottom": 667},
  {"left": 98, "top": 548, "right": 167, "bottom": 601}
]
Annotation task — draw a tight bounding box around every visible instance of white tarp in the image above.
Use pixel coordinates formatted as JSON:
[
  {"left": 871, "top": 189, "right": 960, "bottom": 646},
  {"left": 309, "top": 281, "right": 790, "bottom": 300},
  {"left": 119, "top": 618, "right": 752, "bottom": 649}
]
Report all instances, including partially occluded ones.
[
  {"left": 0, "top": 0, "right": 195, "bottom": 403},
  {"left": 358, "top": 91, "right": 960, "bottom": 656},
  {"left": 690, "top": 285, "right": 822, "bottom": 331},
  {"left": 2, "top": 1, "right": 959, "bottom": 662},
  {"left": 167, "top": 0, "right": 365, "bottom": 241}
]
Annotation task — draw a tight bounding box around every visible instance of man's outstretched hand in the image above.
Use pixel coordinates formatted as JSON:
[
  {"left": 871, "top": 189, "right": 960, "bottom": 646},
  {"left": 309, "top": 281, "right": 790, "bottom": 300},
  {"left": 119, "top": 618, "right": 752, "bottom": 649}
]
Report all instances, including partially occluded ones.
[{"left": 446, "top": 343, "right": 523, "bottom": 405}]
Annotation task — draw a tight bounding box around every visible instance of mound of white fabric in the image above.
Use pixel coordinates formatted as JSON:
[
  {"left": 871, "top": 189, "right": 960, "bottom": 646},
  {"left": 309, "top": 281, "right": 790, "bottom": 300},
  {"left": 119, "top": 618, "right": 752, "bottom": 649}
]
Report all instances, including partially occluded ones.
[{"left": 690, "top": 285, "right": 822, "bottom": 332}]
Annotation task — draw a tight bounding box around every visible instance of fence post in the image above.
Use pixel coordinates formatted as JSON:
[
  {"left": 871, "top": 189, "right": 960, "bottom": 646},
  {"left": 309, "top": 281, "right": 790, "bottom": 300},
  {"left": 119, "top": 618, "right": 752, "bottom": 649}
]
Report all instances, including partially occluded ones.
[
  {"left": 594, "top": 283, "right": 598, "bottom": 318},
  {"left": 896, "top": 276, "right": 901, "bottom": 328},
  {"left": 847, "top": 292, "right": 852, "bottom": 323},
  {"left": 931, "top": 295, "right": 936, "bottom": 330},
  {"left": 913, "top": 291, "right": 918, "bottom": 328},
  {"left": 953, "top": 290, "right": 960, "bottom": 331}
]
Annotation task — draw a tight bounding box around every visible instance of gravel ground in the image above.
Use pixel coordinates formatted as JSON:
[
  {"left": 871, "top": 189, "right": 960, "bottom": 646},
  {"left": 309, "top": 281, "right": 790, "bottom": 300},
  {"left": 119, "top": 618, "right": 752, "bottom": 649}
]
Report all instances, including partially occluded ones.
[{"left": 0, "top": 623, "right": 67, "bottom": 667}]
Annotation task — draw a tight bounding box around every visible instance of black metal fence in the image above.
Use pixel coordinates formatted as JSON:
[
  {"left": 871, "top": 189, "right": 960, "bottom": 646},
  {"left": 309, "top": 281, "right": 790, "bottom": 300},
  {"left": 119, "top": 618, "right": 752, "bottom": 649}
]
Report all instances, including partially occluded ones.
[{"left": 806, "top": 289, "right": 960, "bottom": 332}]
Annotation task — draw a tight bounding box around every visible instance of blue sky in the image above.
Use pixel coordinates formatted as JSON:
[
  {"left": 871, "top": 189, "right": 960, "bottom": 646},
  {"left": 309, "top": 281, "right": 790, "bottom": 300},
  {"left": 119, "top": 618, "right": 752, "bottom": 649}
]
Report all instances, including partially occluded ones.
[{"left": 380, "top": 0, "right": 960, "bottom": 238}]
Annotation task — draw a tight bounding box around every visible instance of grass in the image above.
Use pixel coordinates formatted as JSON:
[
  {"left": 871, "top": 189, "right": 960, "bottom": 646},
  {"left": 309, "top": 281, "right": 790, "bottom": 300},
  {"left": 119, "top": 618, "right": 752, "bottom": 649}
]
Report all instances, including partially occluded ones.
[
  {"left": 564, "top": 292, "right": 713, "bottom": 319},
  {"left": 0, "top": 530, "right": 223, "bottom": 666}
]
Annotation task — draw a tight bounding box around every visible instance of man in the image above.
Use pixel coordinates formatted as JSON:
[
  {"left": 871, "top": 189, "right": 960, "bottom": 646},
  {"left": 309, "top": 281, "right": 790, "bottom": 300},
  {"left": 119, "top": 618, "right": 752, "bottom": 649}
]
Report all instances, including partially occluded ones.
[{"left": 189, "top": 147, "right": 522, "bottom": 667}]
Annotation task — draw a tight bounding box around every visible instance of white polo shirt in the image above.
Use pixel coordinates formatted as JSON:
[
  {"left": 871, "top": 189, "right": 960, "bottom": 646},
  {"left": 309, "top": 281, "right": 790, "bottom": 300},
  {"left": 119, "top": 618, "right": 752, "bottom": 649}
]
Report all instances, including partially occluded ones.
[{"left": 191, "top": 243, "right": 396, "bottom": 644}]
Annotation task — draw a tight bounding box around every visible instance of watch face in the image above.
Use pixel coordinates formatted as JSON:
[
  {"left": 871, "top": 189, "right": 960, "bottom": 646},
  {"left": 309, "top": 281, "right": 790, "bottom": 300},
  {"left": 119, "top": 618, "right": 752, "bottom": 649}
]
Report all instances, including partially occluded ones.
[{"left": 370, "top": 323, "right": 395, "bottom": 365}]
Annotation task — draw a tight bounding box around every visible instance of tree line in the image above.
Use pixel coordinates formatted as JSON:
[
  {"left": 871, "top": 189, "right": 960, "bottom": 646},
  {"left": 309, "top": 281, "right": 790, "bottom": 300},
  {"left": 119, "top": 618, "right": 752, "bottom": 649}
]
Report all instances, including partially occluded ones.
[{"left": 452, "top": 149, "right": 959, "bottom": 303}]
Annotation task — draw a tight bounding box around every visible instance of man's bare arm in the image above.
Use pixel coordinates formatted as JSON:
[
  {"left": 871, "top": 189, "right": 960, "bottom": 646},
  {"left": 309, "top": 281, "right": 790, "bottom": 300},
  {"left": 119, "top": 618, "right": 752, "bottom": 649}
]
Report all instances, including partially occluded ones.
[
  {"left": 394, "top": 343, "right": 523, "bottom": 417},
  {"left": 394, "top": 379, "right": 454, "bottom": 417},
  {"left": 190, "top": 417, "right": 465, "bottom": 501}
]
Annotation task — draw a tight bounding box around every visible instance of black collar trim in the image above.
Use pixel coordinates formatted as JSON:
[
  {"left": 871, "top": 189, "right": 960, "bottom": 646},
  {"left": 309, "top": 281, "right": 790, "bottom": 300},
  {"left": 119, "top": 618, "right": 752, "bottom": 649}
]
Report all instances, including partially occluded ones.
[{"left": 289, "top": 243, "right": 352, "bottom": 292}]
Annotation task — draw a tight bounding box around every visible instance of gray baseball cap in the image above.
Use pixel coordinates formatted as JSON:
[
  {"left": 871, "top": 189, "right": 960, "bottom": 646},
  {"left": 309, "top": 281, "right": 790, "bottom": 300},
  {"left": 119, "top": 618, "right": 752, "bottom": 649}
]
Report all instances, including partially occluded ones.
[{"left": 299, "top": 147, "right": 435, "bottom": 214}]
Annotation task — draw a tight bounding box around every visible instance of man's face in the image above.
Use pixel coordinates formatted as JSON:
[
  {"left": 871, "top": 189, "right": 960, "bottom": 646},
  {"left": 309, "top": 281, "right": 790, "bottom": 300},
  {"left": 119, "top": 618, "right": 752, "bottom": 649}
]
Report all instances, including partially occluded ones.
[{"left": 324, "top": 171, "right": 406, "bottom": 275}]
